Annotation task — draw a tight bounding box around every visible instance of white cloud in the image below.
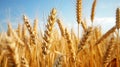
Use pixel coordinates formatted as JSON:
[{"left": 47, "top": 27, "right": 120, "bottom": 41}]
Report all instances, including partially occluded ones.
[
  {"left": 94, "top": 17, "right": 115, "bottom": 24},
  {"left": 63, "top": 17, "right": 116, "bottom": 35},
  {"left": 87, "top": 17, "right": 116, "bottom": 33}
]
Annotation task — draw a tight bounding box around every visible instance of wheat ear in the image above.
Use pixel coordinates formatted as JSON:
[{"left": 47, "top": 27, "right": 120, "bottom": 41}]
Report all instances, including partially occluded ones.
[
  {"left": 23, "top": 15, "right": 36, "bottom": 45},
  {"left": 42, "top": 8, "right": 57, "bottom": 55},
  {"left": 104, "top": 36, "right": 116, "bottom": 67},
  {"left": 56, "top": 19, "right": 65, "bottom": 37},
  {"left": 33, "top": 19, "right": 38, "bottom": 36},
  {"left": 91, "top": 0, "right": 97, "bottom": 23},
  {"left": 77, "top": 27, "right": 92, "bottom": 54},
  {"left": 64, "top": 28, "right": 76, "bottom": 66},
  {"left": 53, "top": 54, "right": 63, "bottom": 67},
  {"left": 2, "top": 35, "right": 20, "bottom": 67},
  {"left": 81, "top": 19, "right": 87, "bottom": 32},
  {"left": 76, "top": 0, "right": 82, "bottom": 24},
  {"left": 95, "top": 26, "right": 116, "bottom": 45},
  {"left": 116, "top": 8, "right": 120, "bottom": 67},
  {"left": 22, "top": 23, "right": 27, "bottom": 40},
  {"left": 7, "top": 23, "right": 24, "bottom": 46},
  {"left": 116, "top": 8, "right": 120, "bottom": 29},
  {"left": 17, "top": 24, "right": 22, "bottom": 39},
  {"left": 76, "top": 0, "right": 82, "bottom": 38},
  {"left": 7, "top": 22, "right": 12, "bottom": 36},
  {"left": 20, "top": 56, "right": 29, "bottom": 67}
]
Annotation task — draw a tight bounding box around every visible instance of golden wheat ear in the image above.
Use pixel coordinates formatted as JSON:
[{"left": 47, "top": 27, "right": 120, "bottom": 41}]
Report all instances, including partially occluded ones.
[
  {"left": 7, "top": 23, "right": 24, "bottom": 46},
  {"left": 33, "top": 19, "right": 38, "bottom": 36},
  {"left": 23, "top": 15, "right": 36, "bottom": 45},
  {"left": 2, "top": 35, "right": 20, "bottom": 67},
  {"left": 7, "top": 22, "right": 12, "bottom": 36},
  {"left": 20, "top": 56, "right": 29, "bottom": 67},
  {"left": 17, "top": 24, "right": 22, "bottom": 39},
  {"left": 91, "top": 0, "right": 97, "bottom": 23},
  {"left": 104, "top": 35, "right": 116, "bottom": 66},
  {"left": 56, "top": 19, "right": 65, "bottom": 37},
  {"left": 53, "top": 54, "right": 63, "bottom": 67},
  {"left": 76, "top": 0, "right": 82, "bottom": 38},
  {"left": 116, "top": 8, "right": 120, "bottom": 29},
  {"left": 42, "top": 8, "right": 57, "bottom": 55},
  {"left": 76, "top": 0, "right": 82, "bottom": 24},
  {"left": 115, "top": 8, "right": 120, "bottom": 67},
  {"left": 22, "top": 23, "right": 27, "bottom": 39},
  {"left": 77, "top": 27, "right": 92, "bottom": 54},
  {"left": 81, "top": 19, "right": 87, "bottom": 32},
  {"left": 107, "top": 58, "right": 117, "bottom": 67},
  {"left": 95, "top": 26, "right": 116, "bottom": 45}
]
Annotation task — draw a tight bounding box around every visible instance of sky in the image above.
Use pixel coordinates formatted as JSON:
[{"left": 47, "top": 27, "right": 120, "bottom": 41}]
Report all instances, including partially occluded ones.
[{"left": 0, "top": 0, "right": 120, "bottom": 34}]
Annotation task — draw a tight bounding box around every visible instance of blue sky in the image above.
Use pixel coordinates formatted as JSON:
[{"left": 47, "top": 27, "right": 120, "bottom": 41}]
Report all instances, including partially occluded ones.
[{"left": 0, "top": 0, "right": 120, "bottom": 33}]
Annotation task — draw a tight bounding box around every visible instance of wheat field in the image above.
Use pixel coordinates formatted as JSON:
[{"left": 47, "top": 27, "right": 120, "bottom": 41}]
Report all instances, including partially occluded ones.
[{"left": 0, "top": 0, "right": 120, "bottom": 67}]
